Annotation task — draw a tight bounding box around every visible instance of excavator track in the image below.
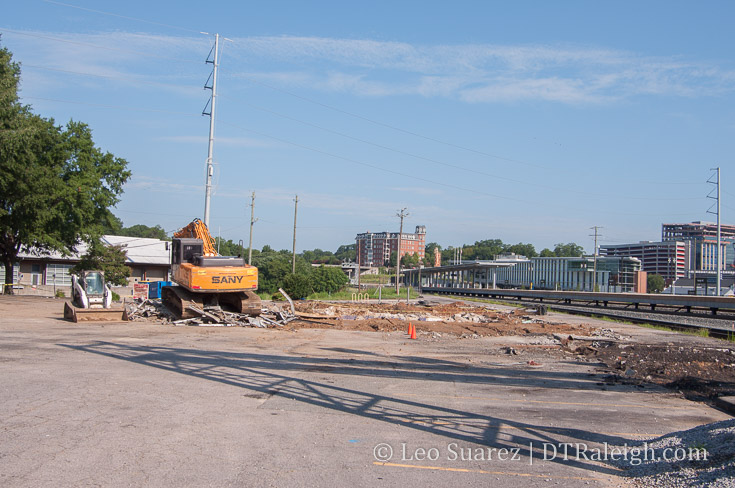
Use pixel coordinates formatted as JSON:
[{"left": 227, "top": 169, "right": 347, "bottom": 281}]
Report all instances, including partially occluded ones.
[{"left": 162, "top": 286, "right": 261, "bottom": 320}]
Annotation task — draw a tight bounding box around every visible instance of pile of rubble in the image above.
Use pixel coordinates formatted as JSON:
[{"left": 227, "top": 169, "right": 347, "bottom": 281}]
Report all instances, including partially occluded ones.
[
  {"left": 124, "top": 299, "right": 175, "bottom": 323},
  {"left": 293, "top": 301, "right": 533, "bottom": 325},
  {"left": 123, "top": 298, "right": 297, "bottom": 328}
]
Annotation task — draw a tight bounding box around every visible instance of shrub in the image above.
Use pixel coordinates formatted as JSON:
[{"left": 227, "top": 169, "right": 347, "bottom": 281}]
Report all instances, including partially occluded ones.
[
  {"left": 55, "top": 289, "right": 65, "bottom": 298},
  {"left": 281, "top": 273, "right": 312, "bottom": 300},
  {"left": 311, "top": 265, "right": 349, "bottom": 294}
]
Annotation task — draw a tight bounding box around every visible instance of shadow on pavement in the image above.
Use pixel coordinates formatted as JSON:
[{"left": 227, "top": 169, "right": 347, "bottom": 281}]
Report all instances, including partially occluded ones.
[{"left": 61, "top": 341, "right": 658, "bottom": 477}]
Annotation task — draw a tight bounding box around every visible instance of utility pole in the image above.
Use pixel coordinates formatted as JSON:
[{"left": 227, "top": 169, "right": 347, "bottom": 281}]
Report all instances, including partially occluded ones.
[
  {"left": 590, "top": 226, "right": 602, "bottom": 292},
  {"left": 202, "top": 33, "right": 220, "bottom": 228},
  {"left": 247, "top": 192, "right": 257, "bottom": 265},
  {"left": 292, "top": 195, "right": 299, "bottom": 274},
  {"left": 708, "top": 168, "right": 721, "bottom": 295},
  {"left": 356, "top": 238, "right": 361, "bottom": 290},
  {"left": 395, "top": 208, "right": 409, "bottom": 294}
]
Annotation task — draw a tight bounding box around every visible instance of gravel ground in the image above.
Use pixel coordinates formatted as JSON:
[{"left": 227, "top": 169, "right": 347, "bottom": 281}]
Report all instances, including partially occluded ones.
[{"left": 613, "top": 419, "right": 735, "bottom": 488}]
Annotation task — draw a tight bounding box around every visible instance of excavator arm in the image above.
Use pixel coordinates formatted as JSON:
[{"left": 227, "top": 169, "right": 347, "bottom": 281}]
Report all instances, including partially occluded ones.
[{"left": 173, "top": 218, "right": 217, "bottom": 256}]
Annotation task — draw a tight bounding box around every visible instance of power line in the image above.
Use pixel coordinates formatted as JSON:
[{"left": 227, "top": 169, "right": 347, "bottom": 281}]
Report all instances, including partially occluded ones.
[
  {"left": 42, "top": 0, "right": 202, "bottom": 34},
  {"left": 21, "top": 64, "right": 201, "bottom": 91},
  {"left": 216, "top": 120, "right": 526, "bottom": 203},
  {"left": 0, "top": 27, "right": 200, "bottom": 64},
  {"left": 7, "top": 29, "right": 712, "bottom": 197},
  {"left": 23, "top": 96, "right": 199, "bottom": 117},
  {"left": 230, "top": 72, "right": 545, "bottom": 170},
  {"left": 228, "top": 70, "right": 731, "bottom": 188},
  {"left": 217, "top": 92, "right": 703, "bottom": 202}
]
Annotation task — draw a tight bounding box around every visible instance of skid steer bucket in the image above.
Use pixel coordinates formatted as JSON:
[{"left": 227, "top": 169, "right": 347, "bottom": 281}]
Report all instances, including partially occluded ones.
[{"left": 63, "top": 302, "right": 126, "bottom": 323}]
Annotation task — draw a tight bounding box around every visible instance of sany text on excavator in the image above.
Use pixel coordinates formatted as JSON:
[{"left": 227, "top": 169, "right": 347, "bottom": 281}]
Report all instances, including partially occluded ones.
[{"left": 162, "top": 218, "right": 261, "bottom": 319}]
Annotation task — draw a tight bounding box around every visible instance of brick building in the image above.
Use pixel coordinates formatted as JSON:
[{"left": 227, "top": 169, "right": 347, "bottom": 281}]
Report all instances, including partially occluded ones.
[{"left": 356, "top": 225, "right": 426, "bottom": 267}]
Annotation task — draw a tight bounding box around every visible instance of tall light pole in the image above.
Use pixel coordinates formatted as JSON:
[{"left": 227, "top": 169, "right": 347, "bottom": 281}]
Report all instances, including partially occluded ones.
[{"left": 395, "top": 208, "right": 408, "bottom": 294}]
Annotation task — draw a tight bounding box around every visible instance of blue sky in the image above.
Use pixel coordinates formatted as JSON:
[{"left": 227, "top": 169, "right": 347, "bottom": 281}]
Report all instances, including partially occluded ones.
[{"left": 3, "top": 0, "right": 734, "bottom": 254}]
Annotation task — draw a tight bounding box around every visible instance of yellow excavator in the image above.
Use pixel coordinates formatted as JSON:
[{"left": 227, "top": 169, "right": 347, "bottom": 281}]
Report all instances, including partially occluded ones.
[{"left": 162, "top": 218, "right": 261, "bottom": 319}]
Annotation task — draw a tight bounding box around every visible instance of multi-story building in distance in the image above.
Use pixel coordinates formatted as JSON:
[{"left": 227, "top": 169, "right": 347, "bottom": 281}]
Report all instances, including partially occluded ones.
[
  {"left": 599, "top": 241, "right": 690, "bottom": 281},
  {"left": 356, "top": 225, "right": 426, "bottom": 267},
  {"left": 599, "top": 222, "right": 735, "bottom": 282},
  {"left": 661, "top": 221, "right": 735, "bottom": 276}
]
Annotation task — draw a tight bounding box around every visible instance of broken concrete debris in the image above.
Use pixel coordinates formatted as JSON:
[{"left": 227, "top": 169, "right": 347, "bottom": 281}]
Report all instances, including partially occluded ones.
[{"left": 123, "top": 298, "right": 296, "bottom": 328}]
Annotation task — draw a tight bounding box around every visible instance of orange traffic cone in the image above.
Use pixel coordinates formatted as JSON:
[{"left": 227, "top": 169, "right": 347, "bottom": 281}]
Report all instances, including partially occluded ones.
[
  {"left": 407, "top": 323, "right": 412, "bottom": 335},
  {"left": 410, "top": 325, "right": 417, "bottom": 340}
]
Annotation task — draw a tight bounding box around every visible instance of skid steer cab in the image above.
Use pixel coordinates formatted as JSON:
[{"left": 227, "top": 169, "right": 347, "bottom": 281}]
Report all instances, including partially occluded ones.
[
  {"left": 63, "top": 270, "right": 125, "bottom": 322},
  {"left": 72, "top": 270, "right": 112, "bottom": 308}
]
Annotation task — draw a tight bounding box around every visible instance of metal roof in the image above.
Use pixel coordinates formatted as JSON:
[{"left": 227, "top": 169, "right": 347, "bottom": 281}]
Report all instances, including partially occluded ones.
[
  {"left": 101, "top": 236, "right": 170, "bottom": 265},
  {"left": 18, "top": 236, "right": 170, "bottom": 266}
]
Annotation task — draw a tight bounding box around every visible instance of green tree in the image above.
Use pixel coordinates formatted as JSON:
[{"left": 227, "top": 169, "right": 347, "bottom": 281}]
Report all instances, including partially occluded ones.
[
  {"left": 251, "top": 247, "right": 311, "bottom": 294},
  {"left": 301, "top": 248, "right": 339, "bottom": 264},
  {"left": 118, "top": 224, "right": 169, "bottom": 241},
  {"left": 552, "top": 242, "right": 585, "bottom": 257},
  {"left": 0, "top": 43, "right": 130, "bottom": 293},
  {"left": 423, "top": 242, "right": 440, "bottom": 266},
  {"left": 401, "top": 252, "right": 420, "bottom": 268},
  {"left": 251, "top": 252, "right": 291, "bottom": 294},
  {"left": 505, "top": 243, "right": 537, "bottom": 258},
  {"left": 647, "top": 274, "right": 665, "bottom": 294},
  {"left": 335, "top": 243, "right": 356, "bottom": 262},
  {"left": 311, "top": 265, "right": 349, "bottom": 293},
  {"left": 281, "top": 273, "right": 312, "bottom": 300},
  {"left": 539, "top": 248, "right": 555, "bottom": 257},
  {"left": 213, "top": 238, "right": 246, "bottom": 257},
  {"left": 72, "top": 241, "right": 130, "bottom": 286}
]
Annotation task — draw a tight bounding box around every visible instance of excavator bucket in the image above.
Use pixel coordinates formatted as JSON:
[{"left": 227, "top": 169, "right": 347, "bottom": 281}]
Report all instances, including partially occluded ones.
[{"left": 63, "top": 302, "right": 126, "bottom": 323}]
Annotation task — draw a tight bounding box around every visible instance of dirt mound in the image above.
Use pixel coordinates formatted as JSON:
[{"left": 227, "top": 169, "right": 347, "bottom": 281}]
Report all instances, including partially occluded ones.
[
  {"left": 289, "top": 301, "right": 591, "bottom": 337},
  {"left": 594, "top": 343, "right": 735, "bottom": 400}
]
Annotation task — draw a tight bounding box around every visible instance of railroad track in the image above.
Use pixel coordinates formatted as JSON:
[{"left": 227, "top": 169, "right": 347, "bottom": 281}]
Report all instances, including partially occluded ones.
[
  {"left": 423, "top": 288, "right": 735, "bottom": 339},
  {"left": 511, "top": 299, "right": 734, "bottom": 339}
]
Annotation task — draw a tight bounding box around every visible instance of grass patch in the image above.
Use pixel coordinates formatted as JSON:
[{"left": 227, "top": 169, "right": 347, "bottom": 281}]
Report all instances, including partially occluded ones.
[
  {"left": 304, "top": 286, "right": 419, "bottom": 301},
  {"left": 355, "top": 274, "right": 393, "bottom": 284}
]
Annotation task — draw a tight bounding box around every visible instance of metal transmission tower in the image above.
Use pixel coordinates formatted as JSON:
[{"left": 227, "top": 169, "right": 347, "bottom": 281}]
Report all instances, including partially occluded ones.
[
  {"left": 201, "top": 33, "right": 225, "bottom": 228},
  {"left": 395, "top": 208, "right": 409, "bottom": 293},
  {"left": 247, "top": 192, "right": 258, "bottom": 265},
  {"left": 589, "top": 226, "right": 602, "bottom": 292},
  {"left": 707, "top": 168, "right": 721, "bottom": 295}
]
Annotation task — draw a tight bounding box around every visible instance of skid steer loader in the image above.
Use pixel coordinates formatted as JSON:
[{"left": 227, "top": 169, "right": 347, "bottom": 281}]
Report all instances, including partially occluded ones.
[{"left": 63, "top": 270, "right": 126, "bottom": 322}]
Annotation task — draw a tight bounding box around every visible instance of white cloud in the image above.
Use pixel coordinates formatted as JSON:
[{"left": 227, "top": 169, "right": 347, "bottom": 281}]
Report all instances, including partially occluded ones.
[{"left": 5, "top": 29, "right": 735, "bottom": 105}]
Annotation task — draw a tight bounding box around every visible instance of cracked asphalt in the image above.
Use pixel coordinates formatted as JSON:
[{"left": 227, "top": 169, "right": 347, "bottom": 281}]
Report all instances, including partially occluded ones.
[{"left": 1, "top": 296, "right": 731, "bottom": 487}]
